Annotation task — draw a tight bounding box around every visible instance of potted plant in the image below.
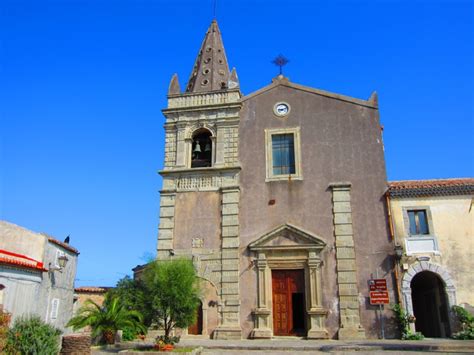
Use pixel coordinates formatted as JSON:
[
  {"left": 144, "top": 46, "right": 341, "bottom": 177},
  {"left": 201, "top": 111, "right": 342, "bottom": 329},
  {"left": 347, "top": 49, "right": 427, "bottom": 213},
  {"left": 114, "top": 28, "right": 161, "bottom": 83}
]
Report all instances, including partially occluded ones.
[{"left": 154, "top": 335, "right": 179, "bottom": 352}]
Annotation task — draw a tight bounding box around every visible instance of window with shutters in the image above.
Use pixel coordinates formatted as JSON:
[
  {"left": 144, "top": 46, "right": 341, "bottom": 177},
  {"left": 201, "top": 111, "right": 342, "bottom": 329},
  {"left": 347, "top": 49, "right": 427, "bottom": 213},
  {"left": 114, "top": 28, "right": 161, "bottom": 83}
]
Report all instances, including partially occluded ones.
[{"left": 50, "top": 298, "right": 60, "bottom": 320}]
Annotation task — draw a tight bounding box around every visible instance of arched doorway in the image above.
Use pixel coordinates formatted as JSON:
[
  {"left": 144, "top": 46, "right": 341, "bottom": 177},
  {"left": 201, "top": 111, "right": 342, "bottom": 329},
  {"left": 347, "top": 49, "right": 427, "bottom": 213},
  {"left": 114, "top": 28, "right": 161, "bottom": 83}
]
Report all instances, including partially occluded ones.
[
  {"left": 411, "top": 271, "right": 450, "bottom": 337},
  {"left": 188, "top": 301, "right": 203, "bottom": 335}
]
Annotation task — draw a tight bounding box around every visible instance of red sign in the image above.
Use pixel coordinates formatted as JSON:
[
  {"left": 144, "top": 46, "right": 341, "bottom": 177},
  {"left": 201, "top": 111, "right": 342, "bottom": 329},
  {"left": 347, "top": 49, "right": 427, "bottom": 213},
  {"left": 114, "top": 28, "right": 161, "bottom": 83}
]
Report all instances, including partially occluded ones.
[
  {"left": 370, "top": 291, "right": 390, "bottom": 305},
  {"left": 369, "top": 278, "right": 387, "bottom": 291}
]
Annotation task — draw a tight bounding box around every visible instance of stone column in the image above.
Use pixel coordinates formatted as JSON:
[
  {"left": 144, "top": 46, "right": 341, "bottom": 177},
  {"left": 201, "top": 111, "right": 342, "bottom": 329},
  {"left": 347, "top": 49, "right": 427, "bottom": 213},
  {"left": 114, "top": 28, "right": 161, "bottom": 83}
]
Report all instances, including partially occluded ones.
[
  {"left": 156, "top": 192, "right": 176, "bottom": 259},
  {"left": 306, "top": 251, "right": 329, "bottom": 339},
  {"left": 330, "top": 182, "right": 366, "bottom": 339},
  {"left": 251, "top": 252, "right": 272, "bottom": 338},
  {"left": 213, "top": 187, "right": 242, "bottom": 339}
]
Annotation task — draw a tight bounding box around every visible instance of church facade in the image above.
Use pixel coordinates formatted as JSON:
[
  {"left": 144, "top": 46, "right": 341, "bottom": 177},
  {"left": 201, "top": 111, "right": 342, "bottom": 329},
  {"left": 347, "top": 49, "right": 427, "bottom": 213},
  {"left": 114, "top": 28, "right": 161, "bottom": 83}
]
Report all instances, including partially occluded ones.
[{"left": 156, "top": 20, "right": 396, "bottom": 340}]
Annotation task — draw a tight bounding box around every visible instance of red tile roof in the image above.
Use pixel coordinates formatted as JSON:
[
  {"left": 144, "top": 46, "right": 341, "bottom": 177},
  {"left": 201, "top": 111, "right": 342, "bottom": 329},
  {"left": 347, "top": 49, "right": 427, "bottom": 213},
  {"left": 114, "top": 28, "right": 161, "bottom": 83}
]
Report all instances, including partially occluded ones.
[
  {"left": 0, "top": 249, "right": 47, "bottom": 272},
  {"left": 388, "top": 178, "right": 474, "bottom": 197},
  {"left": 75, "top": 286, "right": 110, "bottom": 293}
]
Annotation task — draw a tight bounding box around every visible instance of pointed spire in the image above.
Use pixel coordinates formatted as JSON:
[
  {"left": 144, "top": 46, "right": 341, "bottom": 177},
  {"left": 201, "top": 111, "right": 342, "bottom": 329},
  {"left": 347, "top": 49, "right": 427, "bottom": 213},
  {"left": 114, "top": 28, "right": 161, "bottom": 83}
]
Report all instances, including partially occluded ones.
[
  {"left": 185, "top": 20, "right": 232, "bottom": 93},
  {"left": 168, "top": 73, "right": 181, "bottom": 95},
  {"left": 369, "top": 91, "right": 378, "bottom": 107},
  {"left": 228, "top": 67, "right": 239, "bottom": 89}
]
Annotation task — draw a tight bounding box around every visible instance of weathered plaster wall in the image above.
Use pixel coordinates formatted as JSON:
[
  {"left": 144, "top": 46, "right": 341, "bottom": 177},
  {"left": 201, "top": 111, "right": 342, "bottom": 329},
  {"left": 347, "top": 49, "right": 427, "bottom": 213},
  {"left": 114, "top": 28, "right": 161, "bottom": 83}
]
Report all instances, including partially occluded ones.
[
  {"left": 390, "top": 195, "right": 474, "bottom": 306},
  {"left": 238, "top": 83, "right": 393, "bottom": 338},
  {"left": 0, "top": 221, "right": 46, "bottom": 261},
  {"left": 0, "top": 221, "right": 78, "bottom": 333},
  {"left": 174, "top": 191, "right": 222, "bottom": 250},
  {"left": 41, "top": 241, "right": 78, "bottom": 334}
]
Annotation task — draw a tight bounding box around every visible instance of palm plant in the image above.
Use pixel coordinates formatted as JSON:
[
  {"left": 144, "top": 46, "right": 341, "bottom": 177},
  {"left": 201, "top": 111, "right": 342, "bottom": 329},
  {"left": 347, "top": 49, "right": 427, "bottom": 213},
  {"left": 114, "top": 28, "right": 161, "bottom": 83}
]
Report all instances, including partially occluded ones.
[{"left": 67, "top": 296, "right": 146, "bottom": 344}]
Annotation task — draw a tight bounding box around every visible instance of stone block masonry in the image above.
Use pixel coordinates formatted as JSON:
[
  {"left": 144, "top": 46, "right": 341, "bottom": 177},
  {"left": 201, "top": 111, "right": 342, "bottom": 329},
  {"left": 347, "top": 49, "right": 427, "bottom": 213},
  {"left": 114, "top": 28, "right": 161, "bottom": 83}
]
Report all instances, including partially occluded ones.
[
  {"left": 330, "top": 182, "right": 366, "bottom": 340},
  {"left": 213, "top": 187, "right": 242, "bottom": 339}
]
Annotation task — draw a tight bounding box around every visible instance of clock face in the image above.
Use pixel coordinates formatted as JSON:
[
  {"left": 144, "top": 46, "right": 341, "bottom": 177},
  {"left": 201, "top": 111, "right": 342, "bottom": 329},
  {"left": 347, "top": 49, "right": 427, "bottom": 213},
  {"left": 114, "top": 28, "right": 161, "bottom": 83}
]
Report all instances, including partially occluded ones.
[{"left": 274, "top": 102, "right": 290, "bottom": 116}]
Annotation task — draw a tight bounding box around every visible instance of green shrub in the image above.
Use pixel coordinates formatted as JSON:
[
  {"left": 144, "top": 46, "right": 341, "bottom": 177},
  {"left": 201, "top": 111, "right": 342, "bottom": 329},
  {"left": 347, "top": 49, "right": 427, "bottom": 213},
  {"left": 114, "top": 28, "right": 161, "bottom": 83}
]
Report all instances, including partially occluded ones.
[
  {"left": 5, "top": 315, "right": 61, "bottom": 355},
  {"left": 452, "top": 305, "right": 474, "bottom": 340},
  {"left": 391, "top": 304, "right": 424, "bottom": 340},
  {"left": 121, "top": 326, "right": 138, "bottom": 341},
  {"left": 0, "top": 310, "right": 11, "bottom": 352}
]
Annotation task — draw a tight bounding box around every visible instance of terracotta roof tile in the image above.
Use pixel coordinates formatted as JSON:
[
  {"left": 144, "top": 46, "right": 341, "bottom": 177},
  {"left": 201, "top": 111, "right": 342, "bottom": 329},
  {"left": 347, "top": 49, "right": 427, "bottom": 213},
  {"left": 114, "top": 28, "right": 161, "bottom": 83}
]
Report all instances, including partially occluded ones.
[
  {"left": 75, "top": 286, "right": 110, "bottom": 293},
  {"left": 388, "top": 178, "right": 474, "bottom": 197},
  {"left": 0, "top": 249, "right": 47, "bottom": 272},
  {"left": 47, "top": 237, "right": 79, "bottom": 254}
]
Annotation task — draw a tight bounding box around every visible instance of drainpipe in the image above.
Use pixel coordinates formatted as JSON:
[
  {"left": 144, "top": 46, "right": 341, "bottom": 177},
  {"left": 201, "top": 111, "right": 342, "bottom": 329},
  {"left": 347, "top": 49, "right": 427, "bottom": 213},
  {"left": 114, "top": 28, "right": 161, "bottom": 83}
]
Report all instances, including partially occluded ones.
[{"left": 385, "top": 191, "right": 402, "bottom": 305}]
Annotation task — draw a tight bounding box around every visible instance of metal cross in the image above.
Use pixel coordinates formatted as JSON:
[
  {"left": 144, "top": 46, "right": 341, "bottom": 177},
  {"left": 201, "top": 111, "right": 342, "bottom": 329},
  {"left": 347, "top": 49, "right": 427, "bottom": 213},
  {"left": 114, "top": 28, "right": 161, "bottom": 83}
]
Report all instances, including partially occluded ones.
[{"left": 272, "top": 54, "right": 289, "bottom": 75}]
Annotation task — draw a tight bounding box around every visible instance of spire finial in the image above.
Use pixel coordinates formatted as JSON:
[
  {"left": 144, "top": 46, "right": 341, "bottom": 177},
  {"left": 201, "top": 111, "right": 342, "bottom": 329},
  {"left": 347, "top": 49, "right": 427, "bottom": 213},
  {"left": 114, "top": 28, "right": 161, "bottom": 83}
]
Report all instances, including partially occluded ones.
[
  {"left": 272, "top": 54, "right": 289, "bottom": 75},
  {"left": 213, "top": 0, "right": 217, "bottom": 19}
]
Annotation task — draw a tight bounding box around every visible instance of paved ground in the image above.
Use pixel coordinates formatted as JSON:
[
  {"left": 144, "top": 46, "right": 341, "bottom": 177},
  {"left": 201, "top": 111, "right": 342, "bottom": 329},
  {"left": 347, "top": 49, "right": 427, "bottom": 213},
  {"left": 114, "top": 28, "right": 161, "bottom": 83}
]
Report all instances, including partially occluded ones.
[{"left": 92, "top": 338, "right": 474, "bottom": 354}]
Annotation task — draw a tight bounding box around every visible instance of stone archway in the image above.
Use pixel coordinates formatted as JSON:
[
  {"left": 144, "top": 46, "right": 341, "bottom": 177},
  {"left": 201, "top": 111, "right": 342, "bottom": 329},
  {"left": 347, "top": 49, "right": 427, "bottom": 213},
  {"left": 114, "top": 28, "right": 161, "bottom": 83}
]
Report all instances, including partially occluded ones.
[{"left": 401, "top": 262, "right": 456, "bottom": 335}]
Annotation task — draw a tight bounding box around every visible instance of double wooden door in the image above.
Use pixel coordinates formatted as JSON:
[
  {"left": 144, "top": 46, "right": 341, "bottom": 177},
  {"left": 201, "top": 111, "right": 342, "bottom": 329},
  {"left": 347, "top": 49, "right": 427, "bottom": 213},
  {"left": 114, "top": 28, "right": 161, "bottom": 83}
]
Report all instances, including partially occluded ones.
[{"left": 272, "top": 269, "right": 305, "bottom": 336}]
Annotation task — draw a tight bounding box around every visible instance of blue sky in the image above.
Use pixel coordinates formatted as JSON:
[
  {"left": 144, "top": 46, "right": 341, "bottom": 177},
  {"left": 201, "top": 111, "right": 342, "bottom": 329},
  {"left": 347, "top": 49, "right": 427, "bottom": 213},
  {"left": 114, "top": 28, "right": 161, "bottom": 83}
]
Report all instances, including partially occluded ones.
[{"left": 1, "top": 0, "right": 473, "bottom": 287}]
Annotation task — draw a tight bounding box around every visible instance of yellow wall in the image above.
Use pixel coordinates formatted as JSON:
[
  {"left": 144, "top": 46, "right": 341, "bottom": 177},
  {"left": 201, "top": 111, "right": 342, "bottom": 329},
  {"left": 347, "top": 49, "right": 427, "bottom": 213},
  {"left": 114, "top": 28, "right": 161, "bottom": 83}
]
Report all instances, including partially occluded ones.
[{"left": 390, "top": 195, "right": 474, "bottom": 307}]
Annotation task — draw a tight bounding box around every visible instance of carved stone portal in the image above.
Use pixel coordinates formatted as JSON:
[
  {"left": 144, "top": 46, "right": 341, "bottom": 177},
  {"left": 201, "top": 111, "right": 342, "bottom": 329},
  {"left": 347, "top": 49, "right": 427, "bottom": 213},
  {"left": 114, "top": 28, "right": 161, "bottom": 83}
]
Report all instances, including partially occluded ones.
[{"left": 248, "top": 224, "right": 329, "bottom": 339}]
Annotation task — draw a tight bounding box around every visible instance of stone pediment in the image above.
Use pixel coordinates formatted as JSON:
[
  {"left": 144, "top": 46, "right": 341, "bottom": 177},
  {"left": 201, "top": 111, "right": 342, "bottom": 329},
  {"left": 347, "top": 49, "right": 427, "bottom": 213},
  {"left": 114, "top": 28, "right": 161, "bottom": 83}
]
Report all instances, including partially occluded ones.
[{"left": 249, "top": 223, "right": 326, "bottom": 251}]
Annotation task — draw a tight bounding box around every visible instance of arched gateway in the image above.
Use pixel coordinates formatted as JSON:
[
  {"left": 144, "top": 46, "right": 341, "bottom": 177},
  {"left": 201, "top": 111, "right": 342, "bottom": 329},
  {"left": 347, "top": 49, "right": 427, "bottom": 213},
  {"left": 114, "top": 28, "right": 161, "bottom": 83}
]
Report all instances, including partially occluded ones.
[{"left": 402, "top": 262, "right": 456, "bottom": 337}]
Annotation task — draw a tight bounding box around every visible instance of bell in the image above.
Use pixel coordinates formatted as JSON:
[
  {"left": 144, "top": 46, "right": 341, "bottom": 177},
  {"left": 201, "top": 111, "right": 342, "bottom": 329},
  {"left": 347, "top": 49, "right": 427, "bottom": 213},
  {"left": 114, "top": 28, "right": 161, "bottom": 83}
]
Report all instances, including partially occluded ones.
[
  {"left": 193, "top": 141, "right": 201, "bottom": 153},
  {"left": 204, "top": 142, "right": 211, "bottom": 152}
]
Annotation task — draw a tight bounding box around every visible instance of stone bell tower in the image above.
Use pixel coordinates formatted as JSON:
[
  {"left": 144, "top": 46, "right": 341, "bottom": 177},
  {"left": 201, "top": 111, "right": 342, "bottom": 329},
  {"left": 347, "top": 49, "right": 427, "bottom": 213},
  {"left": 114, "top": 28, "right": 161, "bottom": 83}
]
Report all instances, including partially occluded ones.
[{"left": 157, "top": 20, "right": 242, "bottom": 339}]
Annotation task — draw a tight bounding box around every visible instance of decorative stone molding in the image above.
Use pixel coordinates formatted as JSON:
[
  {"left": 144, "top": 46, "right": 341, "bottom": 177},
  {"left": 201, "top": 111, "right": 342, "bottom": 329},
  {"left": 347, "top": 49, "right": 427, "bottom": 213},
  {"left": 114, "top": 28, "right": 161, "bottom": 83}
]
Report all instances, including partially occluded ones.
[
  {"left": 167, "top": 90, "right": 241, "bottom": 109},
  {"left": 249, "top": 224, "right": 328, "bottom": 339},
  {"left": 160, "top": 168, "right": 240, "bottom": 192}
]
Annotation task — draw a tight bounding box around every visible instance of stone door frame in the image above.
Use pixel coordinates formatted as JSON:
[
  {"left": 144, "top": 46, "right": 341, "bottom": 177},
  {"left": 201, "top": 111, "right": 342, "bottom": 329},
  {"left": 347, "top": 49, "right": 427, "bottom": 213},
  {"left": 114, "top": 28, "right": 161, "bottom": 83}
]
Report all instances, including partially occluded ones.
[{"left": 248, "top": 223, "right": 329, "bottom": 339}]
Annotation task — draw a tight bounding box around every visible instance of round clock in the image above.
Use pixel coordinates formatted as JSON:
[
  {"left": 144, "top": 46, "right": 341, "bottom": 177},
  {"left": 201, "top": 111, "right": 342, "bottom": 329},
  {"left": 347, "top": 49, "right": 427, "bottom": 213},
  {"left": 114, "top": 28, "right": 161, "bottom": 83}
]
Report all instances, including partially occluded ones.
[{"left": 274, "top": 102, "right": 290, "bottom": 117}]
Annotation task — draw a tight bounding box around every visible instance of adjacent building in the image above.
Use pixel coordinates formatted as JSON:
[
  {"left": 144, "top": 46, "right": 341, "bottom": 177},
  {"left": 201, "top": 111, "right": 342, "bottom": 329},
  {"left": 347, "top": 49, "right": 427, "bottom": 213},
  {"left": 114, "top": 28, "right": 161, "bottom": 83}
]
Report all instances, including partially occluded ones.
[
  {"left": 0, "top": 221, "right": 79, "bottom": 333},
  {"left": 156, "top": 20, "right": 396, "bottom": 339},
  {"left": 387, "top": 178, "right": 474, "bottom": 338}
]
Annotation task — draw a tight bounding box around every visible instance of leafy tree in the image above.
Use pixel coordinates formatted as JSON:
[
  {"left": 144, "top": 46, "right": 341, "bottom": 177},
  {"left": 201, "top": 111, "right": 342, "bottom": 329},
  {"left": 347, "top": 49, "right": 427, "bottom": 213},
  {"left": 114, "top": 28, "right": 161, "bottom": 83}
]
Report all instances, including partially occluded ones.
[
  {"left": 106, "top": 275, "right": 151, "bottom": 339},
  {"left": 5, "top": 315, "right": 61, "bottom": 354},
  {"left": 67, "top": 296, "right": 146, "bottom": 344},
  {"left": 143, "top": 258, "right": 200, "bottom": 339}
]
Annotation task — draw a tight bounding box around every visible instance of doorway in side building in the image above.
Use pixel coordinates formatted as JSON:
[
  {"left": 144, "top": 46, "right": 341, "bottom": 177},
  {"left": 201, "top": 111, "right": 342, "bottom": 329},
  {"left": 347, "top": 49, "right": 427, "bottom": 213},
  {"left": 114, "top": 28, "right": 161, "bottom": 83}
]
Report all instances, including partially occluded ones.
[
  {"left": 411, "top": 271, "right": 450, "bottom": 337},
  {"left": 272, "top": 269, "right": 306, "bottom": 336},
  {"left": 188, "top": 300, "right": 203, "bottom": 335}
]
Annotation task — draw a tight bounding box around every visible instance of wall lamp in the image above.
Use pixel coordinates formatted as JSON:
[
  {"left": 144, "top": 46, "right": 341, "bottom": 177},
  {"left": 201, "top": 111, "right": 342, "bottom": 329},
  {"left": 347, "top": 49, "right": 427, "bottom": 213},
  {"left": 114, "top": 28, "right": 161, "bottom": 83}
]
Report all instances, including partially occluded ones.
[
  {"left": 394, "top": 244, "right": 404, "bottom": 260},
  {"left": 49, "top": 255, "right": 69, "bottom": 272}
]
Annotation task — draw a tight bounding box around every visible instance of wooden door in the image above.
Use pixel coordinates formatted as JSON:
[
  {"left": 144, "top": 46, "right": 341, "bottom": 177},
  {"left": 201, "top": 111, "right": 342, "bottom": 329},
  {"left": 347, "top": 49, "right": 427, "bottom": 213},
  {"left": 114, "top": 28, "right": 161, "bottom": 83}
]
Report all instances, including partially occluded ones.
[
  {"left": 188, "top": 301, "right": 203, "bottom": 335},
  {"left": 272, "top": 270, "right": 305, "bottom": 336}
]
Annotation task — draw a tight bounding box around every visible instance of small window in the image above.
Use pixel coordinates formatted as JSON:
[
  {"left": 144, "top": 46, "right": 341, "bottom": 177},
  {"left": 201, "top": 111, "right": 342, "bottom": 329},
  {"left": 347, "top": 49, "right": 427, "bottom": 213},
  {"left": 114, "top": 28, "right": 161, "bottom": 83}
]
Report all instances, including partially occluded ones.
[
  {"left": 265, "top": 127, "right": 302, "bottom": 181},
  {"left": 50, "top": 298, "right": 60, "bottom": 320},
  {"left": 408, "top": 210, "right": 429, "bottom": 235},
  {"left": 191, "top": 129, "right": 212, "bottom": 168},
  {"left": 272, "top": 134, "right": 295, "bottom": 175}
]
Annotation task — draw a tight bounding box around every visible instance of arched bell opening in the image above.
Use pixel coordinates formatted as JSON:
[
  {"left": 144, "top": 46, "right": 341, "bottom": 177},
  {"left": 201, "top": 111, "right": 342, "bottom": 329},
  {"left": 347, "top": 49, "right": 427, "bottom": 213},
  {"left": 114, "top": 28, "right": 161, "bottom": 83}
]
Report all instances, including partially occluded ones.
[
  {"left": 411, "top": 271, "right": 451, "bottom": 337},
  {"left": 191, "top": 129, "right": 213, "bottom": 168}
]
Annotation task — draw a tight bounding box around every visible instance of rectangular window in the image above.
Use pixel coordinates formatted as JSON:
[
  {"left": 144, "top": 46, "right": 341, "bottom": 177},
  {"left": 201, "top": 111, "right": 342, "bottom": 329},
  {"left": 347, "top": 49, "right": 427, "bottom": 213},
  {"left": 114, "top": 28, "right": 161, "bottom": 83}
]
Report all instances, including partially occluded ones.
[
  {"left": 408, "top": 210, "right": 429, "bottom": 235},
  {"left": 272, "top": 134, "right": 295, "bottom": 175},
  {"left": 265, "top": 127, "right": 302, "bottom": 181}
]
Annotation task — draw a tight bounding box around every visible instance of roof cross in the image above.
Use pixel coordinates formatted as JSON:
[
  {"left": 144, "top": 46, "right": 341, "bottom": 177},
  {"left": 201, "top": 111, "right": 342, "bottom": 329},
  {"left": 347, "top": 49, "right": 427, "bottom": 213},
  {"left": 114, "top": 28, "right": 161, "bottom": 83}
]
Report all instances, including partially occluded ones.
[{"left": 272, "top": 54, "right": 289, "bottom": 75}]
